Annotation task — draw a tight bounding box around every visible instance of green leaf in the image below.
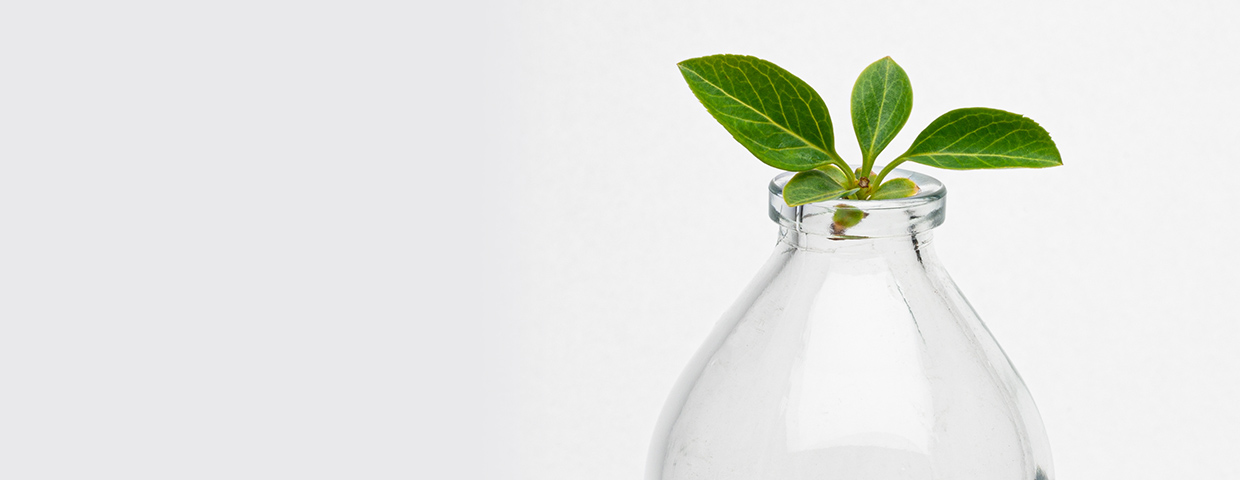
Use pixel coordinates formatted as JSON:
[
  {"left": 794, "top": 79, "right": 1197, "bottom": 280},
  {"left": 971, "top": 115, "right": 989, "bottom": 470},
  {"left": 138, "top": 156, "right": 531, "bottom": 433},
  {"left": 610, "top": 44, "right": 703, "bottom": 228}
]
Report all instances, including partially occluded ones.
[
  {"left": 851, "top": 57, "right": 913, "bottom": 166},
  {"left": 832, "top": 206, "right": 866, "bottom": 230},
  {"left": 679, "top": 55, "right": 841, "bottom": 171},
  {"left": 815, "top": 164, "right": 849, "bottom": 185},
  {"left": 869, "top": 177, "right": 919, "bottom": 200},
  {"left": 783, "top": 170, "right": 857, "bottom": 206},
  {"left": 898, "top": 108, "right": 1062, "bottom": 169}
]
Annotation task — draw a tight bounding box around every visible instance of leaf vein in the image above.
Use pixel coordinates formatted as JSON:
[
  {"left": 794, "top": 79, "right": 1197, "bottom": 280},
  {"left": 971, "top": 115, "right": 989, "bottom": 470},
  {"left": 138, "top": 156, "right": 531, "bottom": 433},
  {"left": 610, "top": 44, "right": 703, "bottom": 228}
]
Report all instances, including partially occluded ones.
[{"left": 680, "top": 65, "right": 829, "bottom": 156}]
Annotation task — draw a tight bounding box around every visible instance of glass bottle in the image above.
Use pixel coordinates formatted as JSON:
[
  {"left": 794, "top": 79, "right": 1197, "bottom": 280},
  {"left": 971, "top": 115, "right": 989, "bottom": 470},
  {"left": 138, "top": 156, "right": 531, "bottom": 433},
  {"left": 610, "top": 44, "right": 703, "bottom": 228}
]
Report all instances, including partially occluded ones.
[{"left": 646, "top": 170, "right": 1053, "bottom": 480}]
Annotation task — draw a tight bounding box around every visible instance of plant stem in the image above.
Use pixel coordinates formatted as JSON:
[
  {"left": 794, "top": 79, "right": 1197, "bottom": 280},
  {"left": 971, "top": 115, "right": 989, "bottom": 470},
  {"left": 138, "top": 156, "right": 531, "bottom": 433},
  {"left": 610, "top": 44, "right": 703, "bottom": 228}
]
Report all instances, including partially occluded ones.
[
  {"left": 829, "top": 156, "right": 856, "bottom": 183},
  {"left": 874, "top": 157, "right": 907, "bottom": 187}
]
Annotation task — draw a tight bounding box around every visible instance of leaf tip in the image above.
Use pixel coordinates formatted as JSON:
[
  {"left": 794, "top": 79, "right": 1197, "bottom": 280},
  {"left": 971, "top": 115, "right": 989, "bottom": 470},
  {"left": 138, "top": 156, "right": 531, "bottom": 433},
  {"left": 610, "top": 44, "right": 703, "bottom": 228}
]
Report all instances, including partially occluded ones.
[{"left": 875, "top": 55, "right": 900, "bottom": 67}]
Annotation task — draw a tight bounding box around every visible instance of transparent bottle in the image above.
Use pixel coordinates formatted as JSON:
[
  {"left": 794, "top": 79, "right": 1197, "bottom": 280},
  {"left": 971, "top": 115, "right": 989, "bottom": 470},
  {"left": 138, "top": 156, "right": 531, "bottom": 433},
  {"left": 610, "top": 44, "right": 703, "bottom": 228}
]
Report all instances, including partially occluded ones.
[{"left": 647, "top": 170, "right": 1053, "bottom": 480}]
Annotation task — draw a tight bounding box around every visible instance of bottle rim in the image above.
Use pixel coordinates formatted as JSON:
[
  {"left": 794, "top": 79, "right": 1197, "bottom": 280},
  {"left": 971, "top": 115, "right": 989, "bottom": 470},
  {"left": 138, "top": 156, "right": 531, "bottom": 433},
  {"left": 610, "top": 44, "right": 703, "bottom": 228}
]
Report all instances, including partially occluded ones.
[
  {"left": 767, "top": 168, "right": 946, "bottom": 210},
  {"left": 768, "top": 168, "right": 947, "bottom": 239}
]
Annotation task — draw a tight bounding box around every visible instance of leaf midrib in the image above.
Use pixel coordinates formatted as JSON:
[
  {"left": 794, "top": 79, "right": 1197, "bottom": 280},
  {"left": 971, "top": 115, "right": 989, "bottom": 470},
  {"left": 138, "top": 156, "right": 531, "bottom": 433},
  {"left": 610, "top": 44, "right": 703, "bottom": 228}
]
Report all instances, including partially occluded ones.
[
  {"left": 680, "top": 64, "right": 833, "bottom": 159},
  {"left": 866, "top": 63, "right": 891, "bottom": 160},
  {"left": 903, "top": 151, "right": 1059, "bottom": 163},
  {"left": 908, "top": 131, "right": 1051, "bottom": 159}
]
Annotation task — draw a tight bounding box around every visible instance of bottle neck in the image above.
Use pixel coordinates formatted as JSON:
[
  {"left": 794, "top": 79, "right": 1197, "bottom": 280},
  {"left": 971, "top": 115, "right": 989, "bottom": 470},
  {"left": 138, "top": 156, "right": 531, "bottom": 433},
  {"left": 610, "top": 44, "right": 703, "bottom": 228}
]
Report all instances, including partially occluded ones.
[{"left": 777, "top": 227, "right": 937, "bottom": 259}]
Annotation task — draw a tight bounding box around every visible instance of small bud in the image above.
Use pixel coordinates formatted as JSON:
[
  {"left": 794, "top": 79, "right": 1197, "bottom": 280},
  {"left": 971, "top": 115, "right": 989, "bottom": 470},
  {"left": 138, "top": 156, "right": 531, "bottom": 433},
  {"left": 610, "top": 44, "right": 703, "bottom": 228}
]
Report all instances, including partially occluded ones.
[{"left": 831, "top": 205, "right": 867, "bottom": 234}]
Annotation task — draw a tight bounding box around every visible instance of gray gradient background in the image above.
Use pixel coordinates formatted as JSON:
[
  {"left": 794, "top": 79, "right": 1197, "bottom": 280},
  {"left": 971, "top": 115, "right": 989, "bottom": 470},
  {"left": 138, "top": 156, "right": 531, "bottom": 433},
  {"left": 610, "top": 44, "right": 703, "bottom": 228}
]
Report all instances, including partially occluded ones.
[{"left": 1, "top": 1, "right": 1236, "bottom": 479}]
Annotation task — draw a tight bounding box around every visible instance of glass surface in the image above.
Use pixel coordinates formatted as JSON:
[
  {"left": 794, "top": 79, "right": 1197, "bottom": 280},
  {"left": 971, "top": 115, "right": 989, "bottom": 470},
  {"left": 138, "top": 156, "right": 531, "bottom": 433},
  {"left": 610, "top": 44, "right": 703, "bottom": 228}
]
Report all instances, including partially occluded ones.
[{"left": 647, "top": 170, "right": 1053, "bottom": 480}]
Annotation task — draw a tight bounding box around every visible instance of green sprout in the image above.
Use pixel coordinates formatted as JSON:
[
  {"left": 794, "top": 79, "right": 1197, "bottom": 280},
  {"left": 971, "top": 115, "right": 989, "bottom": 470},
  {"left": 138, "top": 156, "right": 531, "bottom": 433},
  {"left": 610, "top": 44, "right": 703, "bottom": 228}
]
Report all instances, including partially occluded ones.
[{"left": 678, "top": 55, "right": 1062, "bottom": 206}]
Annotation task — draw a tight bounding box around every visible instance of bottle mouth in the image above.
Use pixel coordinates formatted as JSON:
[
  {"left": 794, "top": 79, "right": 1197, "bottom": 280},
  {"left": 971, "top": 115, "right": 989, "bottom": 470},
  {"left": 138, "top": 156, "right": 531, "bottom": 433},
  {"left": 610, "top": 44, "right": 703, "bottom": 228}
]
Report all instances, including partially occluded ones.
[{"left": 768, "top": 168, "right": 947, "bottom": 239}]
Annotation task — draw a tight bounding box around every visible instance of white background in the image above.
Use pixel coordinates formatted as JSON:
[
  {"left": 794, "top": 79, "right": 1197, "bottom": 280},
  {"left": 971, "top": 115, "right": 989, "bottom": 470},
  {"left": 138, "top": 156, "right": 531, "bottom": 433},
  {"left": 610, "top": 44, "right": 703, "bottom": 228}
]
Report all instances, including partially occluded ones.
[
  {"left": 516, "top": 1, "right": 1240, "bottom": 479},
  {"left": 1, "top": 1, "right": 1237, "bottom": 479}
]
